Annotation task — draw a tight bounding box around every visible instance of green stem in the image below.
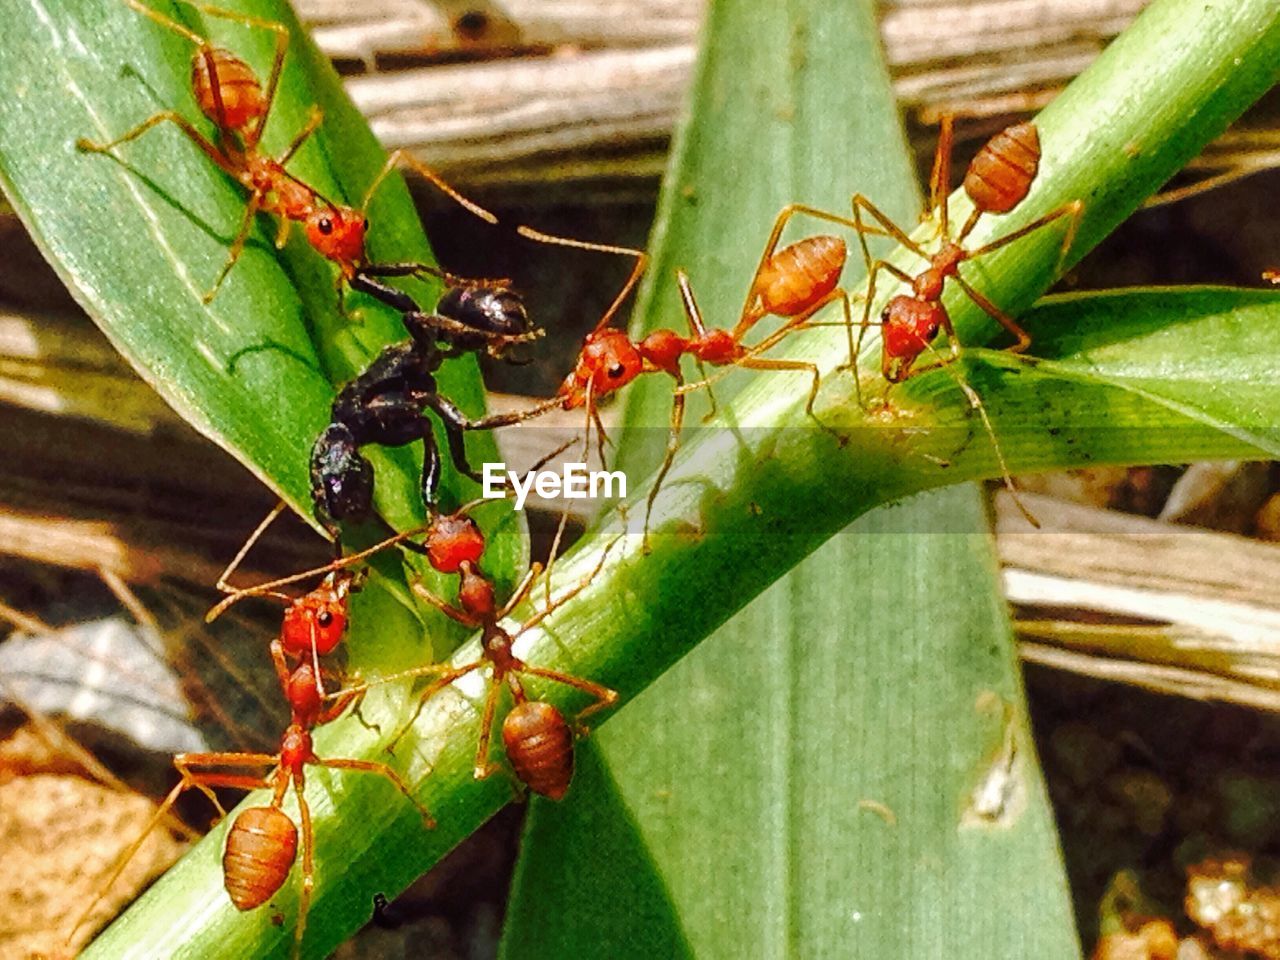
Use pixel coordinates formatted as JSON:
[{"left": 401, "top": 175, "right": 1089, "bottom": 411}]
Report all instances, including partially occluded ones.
[{"left": 88, "top": 0, "right": 1280, "bottom": 956}]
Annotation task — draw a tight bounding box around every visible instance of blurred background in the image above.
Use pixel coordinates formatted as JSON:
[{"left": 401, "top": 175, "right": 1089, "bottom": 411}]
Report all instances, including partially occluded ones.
[{"left": 4, "top": 1, "right": 1280, "bottom": 957}]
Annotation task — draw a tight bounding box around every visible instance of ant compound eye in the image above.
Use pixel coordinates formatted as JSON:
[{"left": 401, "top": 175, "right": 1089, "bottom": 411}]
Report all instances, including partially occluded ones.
[
  {"left": 318, "top": 217, "right": 334, "bottom": 235},
  {"left": 608, "top": 363, "right": 626, "bottom": 379},
  {"left": 317, "top": 611, "right": 333, "bottom": 627}
]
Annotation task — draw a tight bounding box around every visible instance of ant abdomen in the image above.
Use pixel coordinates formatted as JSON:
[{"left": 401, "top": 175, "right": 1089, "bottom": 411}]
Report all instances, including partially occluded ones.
[
  {"left": 438, "top": 285, "right": 530, "bottom": 340},
  {"left": 754, "top": 235, "right": 846, "bottom": 317},
  {"left": 963, "top": 122, "right": 1041, "bottom": 215},
  {"left": 191, "top": 48, "right": 265, "bottom": 134},
  {"left": 503, "top": 700, "right": 574, "bottom": 800},
  {"left": 223, "top": 806, "right": 299, "bottom": 911}
]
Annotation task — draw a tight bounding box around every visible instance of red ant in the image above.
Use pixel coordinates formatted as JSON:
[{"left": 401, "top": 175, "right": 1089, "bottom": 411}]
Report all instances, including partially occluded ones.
[
  {"left": 844, "top": 117, "right": 1084, "bottom": 523},
  {"left": 78, "top": 0, "right": 495, "bottom": 308},
  {"left": 69, "top": 521, "right": 436, "bottom": 958},
  {"left": 850, "top": 116, "right": 1083, "bottom": 382},
  {"left": 331, "top": 509, "right": 618, "bottom": 800},
  {"left": 508, "top": 204, "right": 880, "bottom": 539}
]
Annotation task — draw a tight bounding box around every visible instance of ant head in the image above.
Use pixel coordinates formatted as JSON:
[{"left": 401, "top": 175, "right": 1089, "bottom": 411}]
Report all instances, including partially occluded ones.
[
  {"left": 425, "top": 512, "right": 486, "bottom": 574},
  {"left": 280, "top": 572, "right": 352, "bottom": 657},
  {"left": 306, "top": 205, "right": 367, "bottom": 270},
  {"left": 881, "top": 295, "right": 944, "bottom": 383},
  {"left": 560, "top": 330, "right": 644, "bottom": 407}
]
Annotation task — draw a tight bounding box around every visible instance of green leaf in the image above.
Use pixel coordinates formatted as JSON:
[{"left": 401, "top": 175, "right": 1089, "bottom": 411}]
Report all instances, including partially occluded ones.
[
  {"left": 502, "top": 2, "right": 1078, "bottom": 957},
  {"left": 506, "top": 487, "right": 1075, "bottom": 958},
  {"left": 0, "top": 0, "right": 509, "bottom": 542},
  {"left": 895, "top": 287, "right": 1280, "bottom": 485}
]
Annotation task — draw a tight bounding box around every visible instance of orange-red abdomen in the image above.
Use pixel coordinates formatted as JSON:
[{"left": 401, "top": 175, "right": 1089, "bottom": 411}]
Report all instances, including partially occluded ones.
[
  {"left": 964, "top": 122, "right": 1041, "bottom": 215},
  {"left": 502, "top": 701, "right": 574, "bottom": 800},
  {"left": 223, "top": 805, "right": 298, "bottom": 910},
  {"left": 191, "top": 48, "right": 266, "bottom": 136},
  {"left": 754, "top": 235, "right": 846, "bottom": 318},
  {"left": 426, "top": 514, "right": 486, "bottom": 574}
]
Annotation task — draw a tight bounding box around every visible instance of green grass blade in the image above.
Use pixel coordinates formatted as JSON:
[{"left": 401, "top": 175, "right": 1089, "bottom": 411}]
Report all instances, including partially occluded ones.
[
  {"left": 505, "top": 486, "right": 1076, "bottom": 959},
  {"left": 501, "top": 1, "right": 1078, "bottom": 957}
]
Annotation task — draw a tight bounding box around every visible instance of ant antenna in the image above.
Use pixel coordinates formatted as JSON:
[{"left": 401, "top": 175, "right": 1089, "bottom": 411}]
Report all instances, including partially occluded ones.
[
  {"left": 205, "top": 522, "right": 432, "bottom": 623},
  {"left": 516, "top": 226, "right": 648, "bottom": 334},
  {"left": 216, "top": 501, "right": 289, "bottom": 597},
  {"left": 361, "top": 149, "right": 498, "bottom": 225}
]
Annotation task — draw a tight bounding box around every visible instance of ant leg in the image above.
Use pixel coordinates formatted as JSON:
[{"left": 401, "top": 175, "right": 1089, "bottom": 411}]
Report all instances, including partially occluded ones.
[
  {"left": 359, "top": 260, "right": 512, "bottom": 291},
  {"left": 515, "top": 666, "right": 619, "bottom": 728},
  {"left": 966, "top": 200, "right": 1085, "bottom": 279},
  {"left": 952, "top": 375, "right": 1039, "bottom": 529},
  {"left": 66, "top": 750, "right": 280, "bottom": 945},
  {"left": 64, "top": 776, "right": 190, "bottom": 946},
  {"left": 391, "top": 663, "right": 484, "bottom": 750},
  {"left": 207, "top": 513, "right": 430, "bottom": 623},
  {"left": 472, "top": 682, "right": 505, "bottom": 781},
  {"left": 291, "top": 780, "right": 312, "bottom": 960},
  {"left": 77, "top": 111, "right": 234, "bottom": 176},
  {"left": 497, "top": 560, "right": 545, "bottom": 620},
  {"left": 929, "top": 115, "right": 956, "bottom": 236},
  {"left": 425, "top": 395, "right": 484, "bottom": 484},
  {"left": 850, "top": 194, "right": 931, "bottom": 261},
  {"left": 276, "top": 105, "right": 324, "bottom": 167},
  {"left": 952, "top": 274, "right": 1030, "bottom": 354},
  {"left": 316, "top": 757, "right": 435, "bottom": 828},
  {"left": 642, "top": 379, "right": 685, "bottom": 553},
  {"left": 906, "top": 347, "right": 1039, "bottom": 529},
  {"left": 517, "top": 226, "right": 648, "bottom": 335},
  {"left": 590, "top": 402, "right": 612, "bottom": 472},
  {"left": 411, "top": 581, "right": 482, "bottom": 627},
  {"left": 513, "top": 536, "right": 619, "bottom": 638},
  {"left": 421, "top": 424, "right": 445, "bottom": 512},
  {"left": 361, "top": 148, "right": 497, "bottom": 225},
  {"left": 204, "top": 191, "right": 263, "bottom": 302},
  {"left": 737, "top": 355, "right": 825, "bottom": 423},
  {"left": 215, "top": 501, "right": 288, "bottom": 596}
]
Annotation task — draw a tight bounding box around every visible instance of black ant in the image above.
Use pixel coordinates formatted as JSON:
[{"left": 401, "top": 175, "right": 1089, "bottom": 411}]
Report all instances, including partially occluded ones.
[{"left": 310, "top": 271, "right": 561, "bottom": 542}]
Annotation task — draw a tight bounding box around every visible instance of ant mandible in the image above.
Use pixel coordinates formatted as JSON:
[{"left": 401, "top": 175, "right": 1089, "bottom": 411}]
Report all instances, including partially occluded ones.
[{"left": 78, "top": 0, "right": 496, "bottom": 310}]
